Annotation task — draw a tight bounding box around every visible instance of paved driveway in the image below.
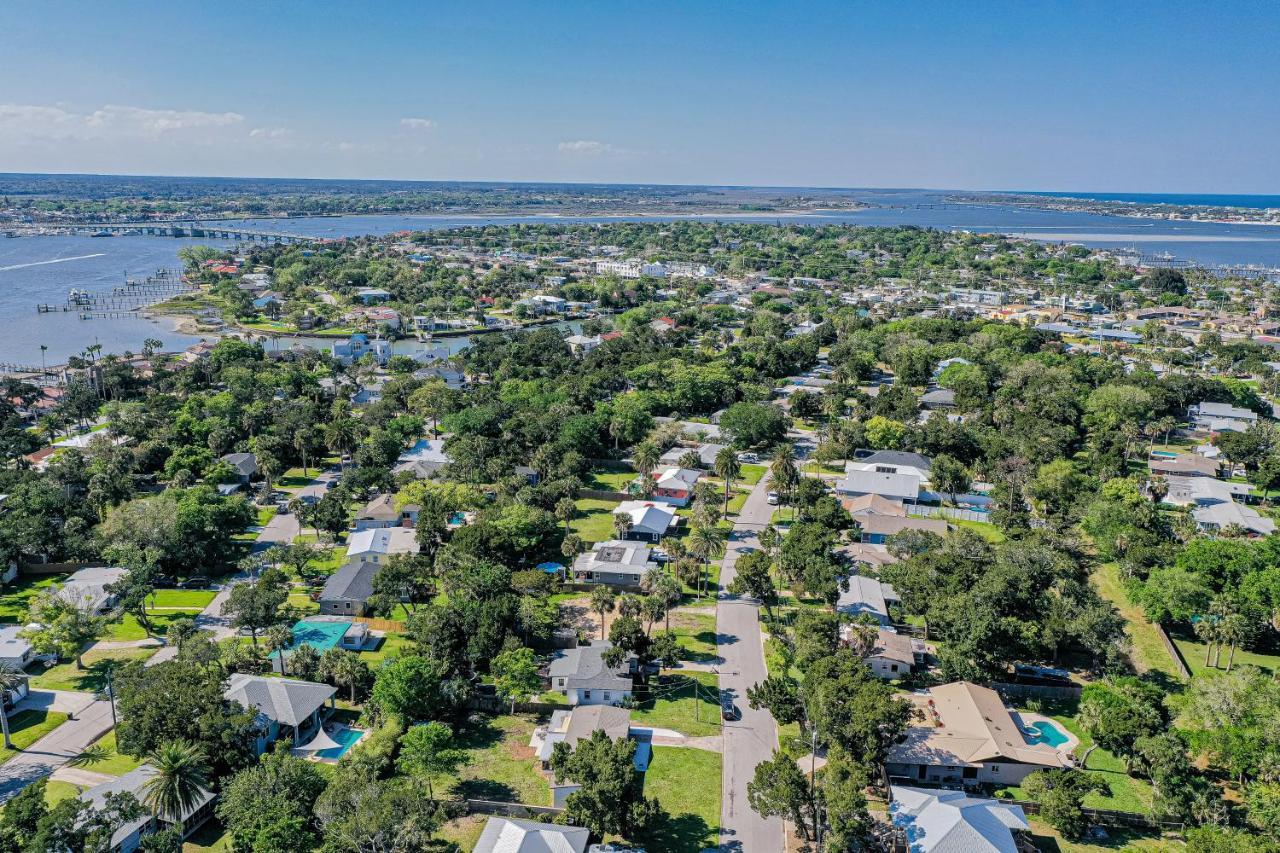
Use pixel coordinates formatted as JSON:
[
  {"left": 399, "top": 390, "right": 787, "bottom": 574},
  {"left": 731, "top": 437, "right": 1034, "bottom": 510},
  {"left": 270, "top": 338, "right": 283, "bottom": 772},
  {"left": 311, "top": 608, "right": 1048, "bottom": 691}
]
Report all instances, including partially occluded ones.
[
  {"left": 716, "top": 471, "right": 784, "bottom": 852},
  {"left": 0, "top": 697, "right": 114, "bottom": 803}
]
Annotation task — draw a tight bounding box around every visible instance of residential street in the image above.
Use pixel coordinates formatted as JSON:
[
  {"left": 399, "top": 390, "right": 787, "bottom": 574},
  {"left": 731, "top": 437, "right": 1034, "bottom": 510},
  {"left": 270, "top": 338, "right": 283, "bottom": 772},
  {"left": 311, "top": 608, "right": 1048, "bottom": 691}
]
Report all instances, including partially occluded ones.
[
  {"left": 716, "top": 470, "right": 784, "bottom": 852},
  {"left": 0, "top": 694, "right": 114, "bottom": 803}
]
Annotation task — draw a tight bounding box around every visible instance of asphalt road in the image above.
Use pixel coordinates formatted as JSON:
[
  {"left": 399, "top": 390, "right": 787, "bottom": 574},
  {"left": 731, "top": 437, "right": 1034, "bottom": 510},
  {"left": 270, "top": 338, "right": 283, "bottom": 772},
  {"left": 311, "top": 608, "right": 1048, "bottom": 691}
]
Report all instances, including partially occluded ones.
[
  {"left": 716, "top": 470, "right": 784, "bottom": 852},
  {"left": 0, "top": 694, "right": 114, "bottom": 803}
]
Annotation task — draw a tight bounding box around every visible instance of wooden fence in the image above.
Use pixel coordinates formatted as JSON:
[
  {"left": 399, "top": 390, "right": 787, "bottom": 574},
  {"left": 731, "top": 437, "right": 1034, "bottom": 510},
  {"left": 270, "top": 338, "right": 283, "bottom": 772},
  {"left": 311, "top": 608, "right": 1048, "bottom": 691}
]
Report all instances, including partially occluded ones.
[
  {"left": 997, "top": 798, "right": 1183, "bottom": 832},
  {"left": 354, "top": 616, "right": 405, "bottom": 633},
  {"left": 575, "top": 488, "right": 632, "bottom": 502},
  {"left": 1154, "top": 622, "right": 1192, "bottom": 679}
]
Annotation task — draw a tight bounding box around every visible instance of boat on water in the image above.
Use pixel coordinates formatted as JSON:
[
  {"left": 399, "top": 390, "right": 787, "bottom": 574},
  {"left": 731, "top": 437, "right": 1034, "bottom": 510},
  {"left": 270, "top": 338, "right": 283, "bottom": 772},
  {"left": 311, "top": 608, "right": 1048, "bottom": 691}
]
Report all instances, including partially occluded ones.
[
  {"left": 68, "top": 289, "right": 92, "bottom": 305},
  {"left": 90, "top": 230, "right": 113, "bottom": 237}
]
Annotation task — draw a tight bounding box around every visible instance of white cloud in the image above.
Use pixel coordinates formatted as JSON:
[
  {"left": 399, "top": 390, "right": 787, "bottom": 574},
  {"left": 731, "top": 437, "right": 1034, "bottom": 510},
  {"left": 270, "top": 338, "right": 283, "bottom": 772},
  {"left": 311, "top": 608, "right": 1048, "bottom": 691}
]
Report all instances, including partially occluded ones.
[
  {"left": 558, "top": 139, "right": 617, "bottom": 155},
  {"left": 0, "top": 103, "right": 247, "bottom": 142},
  {"left": 400, "top": 117, "right": 437, "bottom": 130},
  {"left": 249, "top": 126, "right": 292, "bottom": 140}
]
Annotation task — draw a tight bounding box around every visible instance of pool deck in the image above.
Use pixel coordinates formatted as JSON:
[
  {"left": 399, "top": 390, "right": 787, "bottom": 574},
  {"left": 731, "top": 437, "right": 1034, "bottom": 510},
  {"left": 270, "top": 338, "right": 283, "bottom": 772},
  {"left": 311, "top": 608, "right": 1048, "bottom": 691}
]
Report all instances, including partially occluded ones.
[{"left": 1012, "top": 711, "right": 1080, "bottom": 758}]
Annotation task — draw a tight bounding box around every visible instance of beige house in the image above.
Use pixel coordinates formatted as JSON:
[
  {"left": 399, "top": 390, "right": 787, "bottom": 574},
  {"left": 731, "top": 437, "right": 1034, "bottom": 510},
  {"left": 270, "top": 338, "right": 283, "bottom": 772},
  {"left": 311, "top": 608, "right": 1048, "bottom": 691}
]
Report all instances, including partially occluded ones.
[{"left": 886, "top": 681, "right": 1070, "bottom": 786}]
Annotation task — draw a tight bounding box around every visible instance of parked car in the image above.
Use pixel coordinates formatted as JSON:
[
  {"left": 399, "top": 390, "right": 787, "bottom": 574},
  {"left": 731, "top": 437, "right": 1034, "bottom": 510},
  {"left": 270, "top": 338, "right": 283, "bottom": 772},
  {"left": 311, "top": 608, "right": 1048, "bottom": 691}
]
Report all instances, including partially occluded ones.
[
  {"left": 652, "top": 548, "right": 669, "bottom": 564},
  {"left": 737, "top": 452, "right": 759, "bottom": 463},
  {"left": 766, "top": 491, "right": 779, "bottom": 505},
  {"left": 720, "top": 693, "right": 737, "bottom": 720},
  {"left": 180, "top": 576, "right": 210, "bottom": 589}
]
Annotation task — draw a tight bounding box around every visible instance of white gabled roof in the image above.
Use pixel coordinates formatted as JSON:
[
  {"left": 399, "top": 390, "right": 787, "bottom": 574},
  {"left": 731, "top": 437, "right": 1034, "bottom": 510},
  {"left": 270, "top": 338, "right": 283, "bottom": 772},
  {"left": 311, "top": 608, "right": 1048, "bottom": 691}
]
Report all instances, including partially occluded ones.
[
  {"left": 613, "top": 500, "right": 676, "bottom": 536},
  {"left": 474, "top": 817, "right": 589, "bottom": 853},
  {"left": 346, "top": 526, "right": 421, "bottom": 558}
]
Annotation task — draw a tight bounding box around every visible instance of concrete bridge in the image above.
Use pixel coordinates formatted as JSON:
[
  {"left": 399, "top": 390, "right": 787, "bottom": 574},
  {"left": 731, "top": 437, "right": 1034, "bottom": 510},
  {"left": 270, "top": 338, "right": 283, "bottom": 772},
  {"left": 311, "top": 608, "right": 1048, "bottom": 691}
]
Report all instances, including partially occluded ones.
[{"left": 48, "top": 221, "right": 309, "bottom": 244}]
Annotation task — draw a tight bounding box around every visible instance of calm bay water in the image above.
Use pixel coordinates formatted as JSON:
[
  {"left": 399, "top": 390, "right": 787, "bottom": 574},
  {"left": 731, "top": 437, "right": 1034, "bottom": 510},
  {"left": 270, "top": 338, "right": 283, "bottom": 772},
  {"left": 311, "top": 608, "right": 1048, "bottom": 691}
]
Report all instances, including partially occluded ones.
[{"left": 3, "top": 200, "right": 1280, "bottom": 364}]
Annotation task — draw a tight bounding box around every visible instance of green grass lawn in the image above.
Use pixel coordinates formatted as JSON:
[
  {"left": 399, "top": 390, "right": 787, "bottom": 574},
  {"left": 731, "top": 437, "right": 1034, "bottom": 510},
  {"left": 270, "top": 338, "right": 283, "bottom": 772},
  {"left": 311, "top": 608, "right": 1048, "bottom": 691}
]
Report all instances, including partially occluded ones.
[
  {"left": 738, "top": 463, "right": 767, "bottom": 485},
  {"left": 668, "top": 610, "right": 718, "bottom": 662},
  {"left": 570, "top": 498, "right": 621, "bottom": 544},
  {"left": 182, "top": 819, "right": 232, "bottom": 852},
  {"left": 946, "top": 517, "right": 1006, "bottom": 542},
  {"left": 44, "top": 780, "right": 85, "bottom": 807},
  {"left": 0, "top": 574, "right": 64, "bottom": 622},
  {"left": 631, "top": 670, "right": 722, "bottom": 737},
  {"left": 638, "top": 746, "right": 721, "bottom": 853},
  {"left": 1000, "top": 698, "right": 1155, "bottom": 815},
  {"left": 148, "top": 589, "right": 217, "bottom": 609},
  {"left": 1091, "top": 562, "right": 1182, "bottom": 681},
  {"left": 106, "top": 609, "right": 205, "bottom": 641},
  {"left": 445, "top": 713, "right": 549, "bottom": 805},
  {"left": 0, "top": 710, "right": 69, "bottom": 763},
  {"left": 724, "top": 490, "right": 749, "bottom": 515},
  {"left": 359, "top": 632, "right": 414, "bottom": 667},
  {"left": 80, "top": 730, "right": 144, "bottom": 776},
  {"left": 1173, "top": 635, "right": 1280, "bottom": 679},
  {"left": 1025, "top": 820, "right": 1177, "bottom": 852},
  {"left": 26, "top": 647, "right": 158, "bottom": 692},
  {"left": 587, "top": 468, "right": 635, "bottom": 492},
  {"left": 436, "top": 815, "right": 486, "bottom": 852}
]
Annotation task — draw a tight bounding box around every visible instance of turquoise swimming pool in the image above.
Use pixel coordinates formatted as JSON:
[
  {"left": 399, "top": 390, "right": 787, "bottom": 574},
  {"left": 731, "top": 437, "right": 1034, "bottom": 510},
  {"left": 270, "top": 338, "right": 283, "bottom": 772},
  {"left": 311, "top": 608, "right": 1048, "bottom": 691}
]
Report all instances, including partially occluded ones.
[
  {"left": 316, "top": 727, "right": 364, "bottom": 760},
  {"left": 1023, "top": 720, "right": 1070, "bottom": 748},
  {"left": 289, "top": 618, "right": 351, "bottom": 652}
]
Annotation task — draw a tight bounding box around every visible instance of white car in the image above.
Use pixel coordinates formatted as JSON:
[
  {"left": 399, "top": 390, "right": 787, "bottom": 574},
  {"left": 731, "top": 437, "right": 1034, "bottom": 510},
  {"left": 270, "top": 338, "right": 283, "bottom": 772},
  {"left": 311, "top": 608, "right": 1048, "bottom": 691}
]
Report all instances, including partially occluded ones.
[
  {"left": 737, "top": 452, "right": 759, "bottom": 463},
  {"left": 766, "top": 491, "right": 779, "bottom": 505}
]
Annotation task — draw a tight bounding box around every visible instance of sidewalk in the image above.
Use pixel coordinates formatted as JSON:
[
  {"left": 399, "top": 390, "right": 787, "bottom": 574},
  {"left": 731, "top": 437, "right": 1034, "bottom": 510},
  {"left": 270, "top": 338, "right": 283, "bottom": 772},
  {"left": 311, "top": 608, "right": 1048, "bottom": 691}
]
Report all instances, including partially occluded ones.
[{"left": 0, "top": 697, "right": 114, "bottom": 803}]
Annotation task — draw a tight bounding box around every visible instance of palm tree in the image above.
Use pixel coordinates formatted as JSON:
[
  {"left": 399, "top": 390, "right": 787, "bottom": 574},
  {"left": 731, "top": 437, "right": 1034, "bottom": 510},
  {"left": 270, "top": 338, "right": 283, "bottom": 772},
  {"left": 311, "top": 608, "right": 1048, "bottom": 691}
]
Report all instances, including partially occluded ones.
[
  {"left": 613, "top": 513, "right": 633, "bottom": 541},
  {"left": 555, "top": 498, "right": 577, "bottom": 535},
  {"left": 770, "top": 444, "right": 799, "bottom": 516},
  {"left": 141, "top": 740, "right": 210, "bottom": 830},
  {"left": 331, "top": 653, "right": 365, "bottom": 703},
  {"left": 632, "top": 440, "right": 660, "bottom": 478},
  {"left": 1193, "top": 617, "right": 1218, "bottom": 668},
  {"left": 714, "top": 447, "right": 741, "bottom": 513},
  {"left": 589, "top": 586, "right": 616, "bottom": 640},
  {"left": 265, "top": 625, "right": 294, "bottom": 676},
  {"left": 641, "top": 568, "right": 682, "bottom": 632},
  {"left": 0, "top": 663, "right": 24, "bottom": 750},
  {"left": 687, "top": 525, "right": 727, "bottom": 597}
]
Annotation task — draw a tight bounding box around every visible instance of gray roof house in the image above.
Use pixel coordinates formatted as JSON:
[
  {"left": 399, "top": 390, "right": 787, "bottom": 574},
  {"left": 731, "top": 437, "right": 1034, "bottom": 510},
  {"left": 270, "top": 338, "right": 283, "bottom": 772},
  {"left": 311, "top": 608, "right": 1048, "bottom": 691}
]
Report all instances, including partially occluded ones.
[
  {"left": 79, "top": 764, "right": 216, "bottom": 852},
  {"left": 473, "top": 817, "right": 589, "bottom": 853},
  {"left": 224, "top": 673, "right": 336, "bottom": 755},
  {"left": 392, "top": 438, "right": 451, "bottom": 479},
  {"left": 547, "top": 642, "right": 634, "bottom": 706},
  {"left": 889, "top": 785, "right": 1029, "bottom": 853},
  {"left": 57, "top": 566, "right": 128, "bottom": 614},
  {"left": 353, "top": 493, "right": 420, "bottom": 530},
  {"left": 319, "top": 560, "right": 379, "bottom": 616},
  {"left": 836, "top": 575, "right": 901, "bottom": 626},
  {"left": 220, "top": 452, "right": 258, "bottom": 483},
  {"left": 572, "top": 540, "right": 654, "bottom": 588},
  {"left": 0, "top": 624, "right": 34, "bottom": 669},
  {"left": 1188, "top": 401, "right": 1259, "bottom": 433},
  {"left": 854, "top": 450, "right": 933, "bottom": 471},
  {"left": 835, "top": 469, "right": 922, "bottom": 503}
]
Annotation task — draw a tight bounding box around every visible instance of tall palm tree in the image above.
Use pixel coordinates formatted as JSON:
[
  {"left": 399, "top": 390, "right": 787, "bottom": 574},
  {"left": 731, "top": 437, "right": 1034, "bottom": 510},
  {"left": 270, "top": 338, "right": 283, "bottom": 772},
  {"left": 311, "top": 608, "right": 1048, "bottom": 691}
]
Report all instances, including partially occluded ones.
[
  {"left": 589, "top": 586, "right": 616, "bottom": 640},
  {"left": 331, "top": 653, "right": 365, "bottom": 703},
  {"left": 687, "top": 525, "right": 727, "bottom": 597},
  {"left": 770, "top": 444, "right": 799, "bottom": 518},
  {"left": 632, "top": 440, "right": 660, "bottom": 478},
  {"left": 265, "top": 625, "right": 294, "bottom": 676},
  {"left": 0, "top": 663, "right": 25, "bottom": 750},
  {"left": 714, "top": 447, "right": 741, "bottom": 513},
  {"left": 141, "top": 740, "right": 210, "bottom": 830}
]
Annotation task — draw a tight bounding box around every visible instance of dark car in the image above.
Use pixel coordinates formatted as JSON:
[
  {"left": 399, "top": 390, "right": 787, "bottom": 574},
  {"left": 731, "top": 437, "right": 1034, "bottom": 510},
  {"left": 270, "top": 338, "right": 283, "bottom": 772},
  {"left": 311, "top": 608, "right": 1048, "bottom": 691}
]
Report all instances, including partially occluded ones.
[{"left": 720, "top": 693, "right": 737, "bottom": 721}]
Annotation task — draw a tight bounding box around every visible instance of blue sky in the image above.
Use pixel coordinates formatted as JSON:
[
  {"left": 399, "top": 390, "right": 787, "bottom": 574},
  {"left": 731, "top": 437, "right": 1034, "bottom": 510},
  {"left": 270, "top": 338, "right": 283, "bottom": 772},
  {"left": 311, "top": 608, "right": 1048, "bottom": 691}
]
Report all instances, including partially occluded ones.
[{"left": 2, "top": 1, "right": 1278, "bottom": 191}]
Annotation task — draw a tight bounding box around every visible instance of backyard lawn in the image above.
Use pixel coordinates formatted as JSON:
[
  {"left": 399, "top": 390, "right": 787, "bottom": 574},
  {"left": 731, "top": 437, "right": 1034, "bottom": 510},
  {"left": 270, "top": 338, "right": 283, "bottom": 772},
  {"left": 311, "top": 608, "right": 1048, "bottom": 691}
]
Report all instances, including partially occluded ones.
[
  {"left": 359, "top": 632, "right": 414, "bottom": 667},
  {"left": 631, "top": 670, "right": 722, "bottom": 737},
  {"left": 639, "top": 746, "right": 722, "bottom": 853},
  {"left": 27, "top": 647, "right": 158, "bottom": 692},
  {"left": 1173, "top": 635, "right": 1280, "bottom": 679},
  {"left": 668, "top": 609, "right": 718, "bottom": 662},
  {"left": 570, "top": 498, "right": 621, "bottom": 544},
  {"left": 738, "top": 463, "right": 768, "bottom": 485},
  {"left": 587, "top": 467, "right": 635, "bottom": 492},
  {"left": 0, "top": 574, "right": 64, "bottom": 622},
  {"left": 946, "top": 517, "right": 1006, "bottom": 542},
  {"left": 444, "top": 713, "right": 549, "bottom": 806},
  {"left": 1091, "top": 562, "right": 1182, "bottom": 681},
  {"left": 1025, "top": 820, "right": 1178, "bottom": 852},
  {"left": 0, "top": 709, "right": 69, "bottom": 763}
]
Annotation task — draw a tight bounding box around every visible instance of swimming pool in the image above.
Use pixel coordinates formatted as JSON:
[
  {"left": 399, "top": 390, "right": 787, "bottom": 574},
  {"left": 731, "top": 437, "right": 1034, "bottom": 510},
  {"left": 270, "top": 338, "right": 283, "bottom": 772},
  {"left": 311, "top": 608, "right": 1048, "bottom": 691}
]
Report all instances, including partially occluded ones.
[
  {"left": 315, "top": 726, "right": 365, "bottom": 760},
  {"left": 289, "top": 618, "right": 352, "bottom": 652},
  {"left": 1023, "top": 720, "right": 1070, "bottom": 748}
]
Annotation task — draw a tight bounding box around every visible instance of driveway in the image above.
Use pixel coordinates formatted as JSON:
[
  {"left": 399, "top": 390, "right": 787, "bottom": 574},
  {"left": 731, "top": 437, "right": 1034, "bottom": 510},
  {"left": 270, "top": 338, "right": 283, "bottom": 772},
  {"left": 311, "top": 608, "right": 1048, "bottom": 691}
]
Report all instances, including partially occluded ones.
[
  {"left": 716, "top": 471, "right": 784, "bottom": 852},
  {"left": 0, "top": 697, "right": 114, "bottom": 803},
  {"left": 253, "top": 510, "right": 301, "bottom": 551}
]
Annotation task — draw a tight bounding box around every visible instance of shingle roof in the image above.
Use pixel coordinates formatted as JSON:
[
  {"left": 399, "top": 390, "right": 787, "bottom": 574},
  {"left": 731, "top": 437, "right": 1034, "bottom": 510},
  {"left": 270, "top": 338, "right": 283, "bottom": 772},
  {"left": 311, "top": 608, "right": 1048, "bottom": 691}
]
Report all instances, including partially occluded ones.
[
  {"left": 547, "top": 643, "right": 633, "bottom": 691},
  {"left": 473, "top": 817, "right": 589, "bottom": 853},
  {"left": 890, "top": 786, "right": 1028, "bottom": 853},
  {"left": 357, "top": 493, "right": 400, "bottom": 521},
  {"left": 856, "top": 450, "right": 933, "bottom": 471},
  {"left": 224, "top": 673, "right": 336, "bottom": 726},
  {"left": 320, "top": 560, "right": 379, "bottom": 604}
]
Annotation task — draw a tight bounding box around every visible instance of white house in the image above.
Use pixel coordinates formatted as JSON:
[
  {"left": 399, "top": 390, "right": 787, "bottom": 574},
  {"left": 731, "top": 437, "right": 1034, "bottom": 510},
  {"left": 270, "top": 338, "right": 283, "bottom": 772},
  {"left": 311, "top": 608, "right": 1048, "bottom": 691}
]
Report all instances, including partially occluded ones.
[
  {"left": 345, "top": 527, "right": 421, "bottom": 564},
  {"left": 889, "top": 786, "right": 1029, "bottom": 853},
  {"left": 836, "top": 575, "right": 901, "bottom": 626},
  {"left": 612, "top": 501, "right": 677, "bottom": 543},
  {"left": 331, "top": 333, "right": 392, "bottom": 365},
  {"left": 473, "top": 817, "right": 588, "bottom": 853},
  {"left": 0, "top": 624, "right": 34, "bottom": 669},
  {"left": 547, "top": 642, "right": 634, "bottom": 706},
  {"left": 393, "top": 438, "right": 451, "bottom": 479},
  {"left": 57, "top": 566, "right": 128, "bottom": 614},
  {"left": 1188, "top": 401, "right": 1259, "bottom": 433}
]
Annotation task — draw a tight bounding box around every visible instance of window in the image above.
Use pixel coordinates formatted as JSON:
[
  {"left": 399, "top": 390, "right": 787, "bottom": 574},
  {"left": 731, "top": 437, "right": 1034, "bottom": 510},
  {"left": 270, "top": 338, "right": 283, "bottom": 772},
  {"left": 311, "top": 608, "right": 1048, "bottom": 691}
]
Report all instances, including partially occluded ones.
[
  {"left": 890, "top": 664, "right": 898, "bottom": 672},
  {"left": 603, "top": 692, "right": 611, "bottom": 701},
  {"left": 583, "top": 691, "right": 592, "bottom": 700},
  {"left": 557, "top": 678, "right": 565, "bottom": 687}
]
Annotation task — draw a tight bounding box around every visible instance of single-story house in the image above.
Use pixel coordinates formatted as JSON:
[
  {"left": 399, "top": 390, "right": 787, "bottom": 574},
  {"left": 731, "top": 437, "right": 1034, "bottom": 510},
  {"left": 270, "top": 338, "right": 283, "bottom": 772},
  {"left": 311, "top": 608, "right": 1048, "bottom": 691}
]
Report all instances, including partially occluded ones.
[
  {"left": 220, "top": 452, "right": 258, "bottom": 484},
  {"left": 319, "top": 560, "right": 379, "bottom": 616},
  {"left": 353, "top": 493, "right": 419, "bottom": 530},
  {"left": 920, "top": 388, "right": 956, "bottom": 410},
  {"left": 836, "top": 575, "right": 900, "bottom": 626},
  {"left": 57, "top": 566, "right": 128, "bottom": 614},
  {"left": 650, "top": 467, "right": 702, "bottom": 507},
  {"left": 355, "top": 287, "right": 391, "bottom": 304},
  {"left": 224, "top": 673, "right": 337, "bottom": 756},
  {"left": 1162, "top": 475, "right": 1251, "bottom": 506},
  {"left": 1188, "top": 401, "right": 1259, "bottom": 433},
  {"left": 345, "top": 527, "right": 420, "bottom": 564},
  {"left": 841, "top": 494, "right": 907, "bottom": 518},
  {"left": 847, "top": 627, "right": 925, "bottom": 680},
  {"left": 547, "top": 642, "right": 634, "bottom": 706},
  {"left": 572, "top": 540, "right": 654, "bottom": 588},
  {"left": 658, "top": 442, "right": 729, "bottom": 470},
  {"left": 0, "top": 624, "right": 34, "bottom": 670},
  {"left": 1194, "top": 500, "right": 1277, "bottom": 537},
  {"left": 531, "top": 704, "right": 632, "bottom": 765},
  {"left": 566, "top": 334, "right": 603, "bottom": 355},
  {"left": 79, "top": 765, "right": 216, "bottom": 853},
  {"left": 849, "top": 450, "right": 933, "bottom": 479},
  {"left": 1149, "top": 454, "right": 1220, "bottom": 478},
  {"left": 612, "top": 501, "right": 677, "bottom": 542},
  {"left": 393, "top": 438, "right": 451, "bottom": 479},
  {"left": 889, "top": 785, "right": 1030, "bottom": 853},
  {"left": 885, "top": 681, "right": 1071, "bottom": 786},
  {"left": 837, "top": 542, "right": 900, "bottom": 571},
  {"left": 473, "top": 817, "right": 588, "bottom": 853},
  {"left": 858, "top": 515, "right": 948, "bottom": 545},
  {"left": 835, "top": 469, "right": 922, "bottom": 503}
]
